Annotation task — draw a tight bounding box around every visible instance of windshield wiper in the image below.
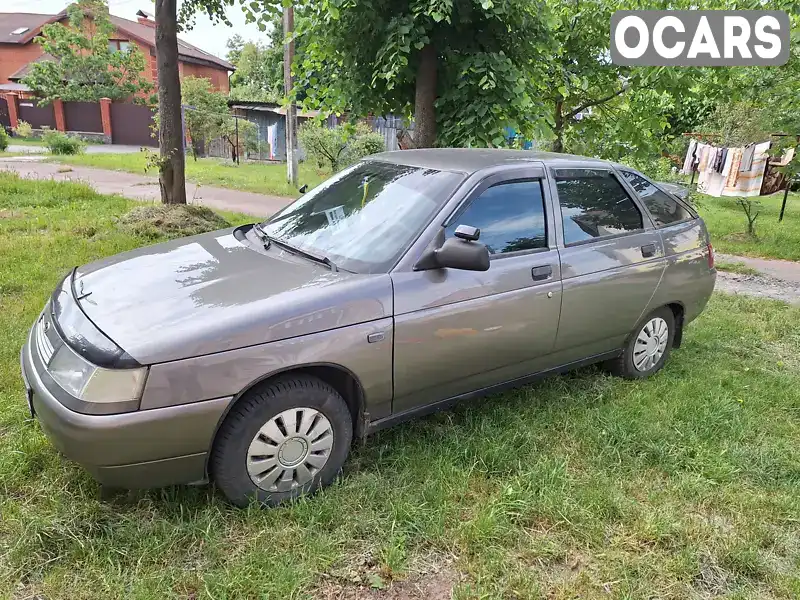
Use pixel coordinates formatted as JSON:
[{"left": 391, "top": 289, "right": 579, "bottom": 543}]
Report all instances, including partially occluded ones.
[
  {"left": 252, "top": 223, "right": 271, "bottom": 249},
  {"left": 271, "top": 237, "right": 339, "bottom": 272}
]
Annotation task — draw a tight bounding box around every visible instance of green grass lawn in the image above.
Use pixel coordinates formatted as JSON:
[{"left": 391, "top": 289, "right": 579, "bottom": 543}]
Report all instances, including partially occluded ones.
[
  {"left": 714, "top": 261, "right": 762, "bottom": 276},
  {"left": 697, "top": 190, "right": 800, "bottom": 261},
  {"left": 5, "top": 138, "right": 46, "bottom": 147},
  {"left": 51, "top": 151, "right": 330, "bottom": 198},
  {"left": 2, "top": 173, "right": 800, "bottom": 599}
]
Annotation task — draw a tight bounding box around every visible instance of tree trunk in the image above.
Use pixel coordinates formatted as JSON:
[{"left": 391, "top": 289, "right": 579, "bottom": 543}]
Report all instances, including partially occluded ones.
[
  {"left": 155, "top": 0, "right": 186, "bottom": 204},
  {"left": 413, "top": 43, "right": 437, "bottom": 148},
  {"left": 552, "top": 100, "right": 564, "bottom": 153}
]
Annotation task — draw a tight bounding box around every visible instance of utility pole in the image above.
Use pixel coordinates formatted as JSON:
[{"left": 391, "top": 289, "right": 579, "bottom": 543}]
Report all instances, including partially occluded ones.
[{"left": 283, "top": 5, "right": 298, "bottom": 187}]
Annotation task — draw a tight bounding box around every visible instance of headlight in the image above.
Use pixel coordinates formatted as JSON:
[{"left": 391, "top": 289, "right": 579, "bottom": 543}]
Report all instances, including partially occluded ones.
[{"left": 49, "top": 343, "right": 147, "bottom": 404}]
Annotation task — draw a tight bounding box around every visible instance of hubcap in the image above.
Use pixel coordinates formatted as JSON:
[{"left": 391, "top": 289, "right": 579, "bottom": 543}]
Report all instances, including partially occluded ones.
[
  {"left": 633, "top": 317, "right": 669, "bottom": 372},
  {"left": 247, "top": 407, "right": 334, "bottom": 492}
]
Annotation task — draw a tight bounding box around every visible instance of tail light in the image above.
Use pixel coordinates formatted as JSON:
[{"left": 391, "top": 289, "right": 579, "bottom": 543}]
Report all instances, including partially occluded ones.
[{"left": 707, "top": 243, "right": 715, "bottom": 269}]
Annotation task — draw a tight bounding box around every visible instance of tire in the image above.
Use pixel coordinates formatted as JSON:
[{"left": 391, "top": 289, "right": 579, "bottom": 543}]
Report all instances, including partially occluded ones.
[
  {"left": 606, "top": 306, "right": 675, "bottom": 379},
  {"left": 211, "top": 375, "right": 353, "bottom": 507}
]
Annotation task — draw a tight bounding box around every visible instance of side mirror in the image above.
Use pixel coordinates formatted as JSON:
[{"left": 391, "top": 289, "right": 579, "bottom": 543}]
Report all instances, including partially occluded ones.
[
  {"left": 414, "top": 225, "right": 490, "bottom": 272},
  {"left": 299, "top": 184, "right": 309, "bottom": 194}
]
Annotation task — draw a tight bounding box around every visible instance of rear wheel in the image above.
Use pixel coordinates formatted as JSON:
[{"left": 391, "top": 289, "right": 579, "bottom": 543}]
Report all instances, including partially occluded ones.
[
  {"left": 607, "top": 306, "right": 675, "bottom": 379},
  {"left": 211, "top": 375, "right": 352, "bottom": 507}
]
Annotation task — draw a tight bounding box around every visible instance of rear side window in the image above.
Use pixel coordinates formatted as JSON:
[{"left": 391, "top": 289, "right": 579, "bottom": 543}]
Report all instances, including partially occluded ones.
[
  {"left": 446, "top": 179, "right": 547, "bottom": 254},
  {"left": 554, "top": 169, "right": 644, "bottom": 245},
  {"left": 620, "top": 170, "right": 694, "bottom": 227}
]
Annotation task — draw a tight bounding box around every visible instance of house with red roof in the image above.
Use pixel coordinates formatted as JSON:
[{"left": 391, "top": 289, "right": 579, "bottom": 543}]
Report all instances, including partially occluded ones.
[{"left": 0, "top": 9, "right": 233, "bottom": 93}]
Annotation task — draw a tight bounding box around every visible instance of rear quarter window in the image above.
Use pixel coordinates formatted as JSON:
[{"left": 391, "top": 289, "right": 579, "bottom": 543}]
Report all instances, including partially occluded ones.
[
  {"left": 553, "top": 169, "right": 644, "bottom": 245},
  {"left": 620, "top": 171, "right": 695, "bottom": 227}
]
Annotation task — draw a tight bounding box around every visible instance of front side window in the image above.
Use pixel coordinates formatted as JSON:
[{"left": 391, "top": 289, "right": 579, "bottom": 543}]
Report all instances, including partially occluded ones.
[
  {"left": 262, "top": 162, "right": 464, "bottom": 273},
  {"left": 620, "top": 170, "right": 694, "bottom": 227},
  {"left": 554, "top": 169, "right": 644, "bottom": 245},
  {"left": 446, "top": 180, "right": 547, "bottom": 254}
]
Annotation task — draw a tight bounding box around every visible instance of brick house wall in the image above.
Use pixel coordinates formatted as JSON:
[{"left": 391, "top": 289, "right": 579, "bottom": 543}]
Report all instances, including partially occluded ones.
[
  {"left": 180, "top": 62, "right": 231, "bottom": 93},
  {"left": 0, "top": 43, "right": 46, "bottom": 86},
  {"left": 0, "top": 12, "right": 232, "bottom": 92}
]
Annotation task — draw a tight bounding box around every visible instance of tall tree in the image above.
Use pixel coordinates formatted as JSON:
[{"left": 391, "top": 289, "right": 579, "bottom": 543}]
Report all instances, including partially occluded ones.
[
  {"left": 225, "top": 33, "right": 246, "bottom": 64},
  {"left": 155, "top": 0, "right": 284, "bottom": 202},
  {"left": 155, "top": 0, "right": 186, "bottom": 204},
  {"left": 546, "top": 0, "right": 800, "bottom": 157},
  {"left": 227, "top": 37, "right": 284, "bottom": 102},
  {"left": 294, "top": 0, "right": 555, "bottom": 148},
  {"left": 23, "top": 0, "right": 152, "bottom": 103}
]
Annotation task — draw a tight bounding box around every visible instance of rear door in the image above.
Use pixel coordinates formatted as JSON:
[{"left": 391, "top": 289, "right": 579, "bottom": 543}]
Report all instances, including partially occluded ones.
[
  {"left": 391, "top": 168, "right": 563, "bottom": 414},
  {"left": 619, "top": 169, "right": 715, "bottom": 324},
  {"left": 548, "top": 166, "right": 666, "bottom": 358}
]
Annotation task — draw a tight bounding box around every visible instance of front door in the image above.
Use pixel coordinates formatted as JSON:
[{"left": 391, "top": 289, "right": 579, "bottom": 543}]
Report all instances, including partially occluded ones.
[
  {"left": 548, "top": 167, "right": 666, "bottom": 359},
  {"left": 391, "top": 171, "right": 563, "bottom": 415}
]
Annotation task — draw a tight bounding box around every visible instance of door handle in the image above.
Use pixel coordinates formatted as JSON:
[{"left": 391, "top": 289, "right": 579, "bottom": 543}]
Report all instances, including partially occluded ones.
[
  {"left": 641, "top": 243, "right": 657, "bottom": 258},
  {"left": 531, "top": 265, "right": 553, "bottom": 281}
]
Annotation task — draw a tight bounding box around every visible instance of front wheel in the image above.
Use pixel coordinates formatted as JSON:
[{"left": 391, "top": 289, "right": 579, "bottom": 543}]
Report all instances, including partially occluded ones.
[
  {"left": 606, "top": 307, "right": 675, "bottom": 379},
  {"left": 211, "top": 375, "right": 353, "bottom": 507}
]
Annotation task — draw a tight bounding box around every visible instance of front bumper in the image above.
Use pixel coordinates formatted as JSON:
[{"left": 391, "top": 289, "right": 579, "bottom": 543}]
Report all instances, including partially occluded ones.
[{"left": 21, "top": 327, "right": 233, "bottom": 489}]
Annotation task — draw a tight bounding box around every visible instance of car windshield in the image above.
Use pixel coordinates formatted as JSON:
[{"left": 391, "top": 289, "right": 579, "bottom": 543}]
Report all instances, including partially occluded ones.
[{"left": 261, "top": 161, "right": 464, "bottom": 273}]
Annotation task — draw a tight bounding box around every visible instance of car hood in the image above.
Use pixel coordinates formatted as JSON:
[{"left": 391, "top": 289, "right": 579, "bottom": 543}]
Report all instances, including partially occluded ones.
[{"left": 73, "top": 227, "right": 393, "bottom": 364}]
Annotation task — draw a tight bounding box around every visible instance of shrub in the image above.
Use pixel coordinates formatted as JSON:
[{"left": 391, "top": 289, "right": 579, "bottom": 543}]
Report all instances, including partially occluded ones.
[
  {"left": 342, "top": 124, "right": 386, "bottom": 165},
  {"left": 0, "top": 128, "right": 8, "bottom": 152},
  {"left": 13, "top": 120, "right": 33, "bottom": 138},
  {"left": 42, "top": 130, "right": 85, "bottom": 155},
  {"left": 299, "top": 122, "right": 386, "bottom": 172}
]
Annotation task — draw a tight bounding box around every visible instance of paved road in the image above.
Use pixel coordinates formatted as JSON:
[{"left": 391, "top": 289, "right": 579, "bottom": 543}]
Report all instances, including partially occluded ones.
[
  {"left": 7, "top": 143, "right": 150, "bottom": 155},
  {"left": 0, "top": 157, "right": 293, "bottom": 217}
]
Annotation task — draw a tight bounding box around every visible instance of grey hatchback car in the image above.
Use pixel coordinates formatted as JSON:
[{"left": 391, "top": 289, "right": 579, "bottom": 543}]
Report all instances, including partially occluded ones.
[{"left": 21, "top": 149, "right": 716, "bottom": 506}]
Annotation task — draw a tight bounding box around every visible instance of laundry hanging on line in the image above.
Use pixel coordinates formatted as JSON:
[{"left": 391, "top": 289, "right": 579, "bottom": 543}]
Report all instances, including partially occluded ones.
[{"left": 682, "top": 139, "right": 772, "bottom": 198}]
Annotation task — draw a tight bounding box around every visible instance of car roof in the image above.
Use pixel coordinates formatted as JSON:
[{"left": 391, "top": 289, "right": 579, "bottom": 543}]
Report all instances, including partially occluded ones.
[{"left": 369, "top": 148, "right": 611, "bottom": 174}]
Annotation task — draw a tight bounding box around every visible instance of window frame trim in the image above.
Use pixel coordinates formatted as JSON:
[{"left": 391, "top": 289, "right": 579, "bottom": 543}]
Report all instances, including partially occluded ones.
[
  {"left": 441, "top": 169, "right": 552, "bottom": 260},
  {"left": 617, "top": 168, "right": 698, "bottom": 229},
  {"left": 108, "top": 39, "right": 131, "bottom": 53},
  {"left": 550, "top": 166, "right": 655, "bottom": 248}
]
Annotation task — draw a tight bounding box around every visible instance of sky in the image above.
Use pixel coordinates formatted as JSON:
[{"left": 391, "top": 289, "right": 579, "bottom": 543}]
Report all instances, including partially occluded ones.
[{"left": 1, "top": 0, "right": 269, "bottom": 61}]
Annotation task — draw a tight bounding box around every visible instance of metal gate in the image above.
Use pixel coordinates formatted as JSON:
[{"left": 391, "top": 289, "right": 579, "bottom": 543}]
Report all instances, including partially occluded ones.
[
  {"left": 110, "top": 102, "right": 157, "bottom": 147},
  {"left": 19, "top": 99, "right": 55, "bottom": 130},
  {"left": 0, "top": 98, "right": 10, "bottom": 130},
  {"left": 64, "top": 101, "right": 103, "bottom": 133}
]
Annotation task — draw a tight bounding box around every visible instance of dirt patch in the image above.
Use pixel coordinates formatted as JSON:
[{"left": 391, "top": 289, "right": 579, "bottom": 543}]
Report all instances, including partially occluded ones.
[
  {"left": 318, "top": 556, "right": 461, "bottom": 600},
  {"left": 118, "top": 204, "right": 230, "bottom": 239},
  {"left": 715, "top": 271, "right": 800, "bottom": 305},
  {"left": 71, "top": 225, "right": 97, "bottom": 238},
  {"left": 318, "top": 569, "right": 459, "bottom": 600},
  {"left": 692, "top": 554, "right": 734, "bottom": 596},
  {"left": 11, "top": 582, "right": 47, "bottom": 600}
]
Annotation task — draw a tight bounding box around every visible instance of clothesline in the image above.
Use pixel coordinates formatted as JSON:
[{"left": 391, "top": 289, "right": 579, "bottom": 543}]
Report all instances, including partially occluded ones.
[
  {"left": 682, "top": 132, "right": 796, "bottom": 138},
  {"left": 681, "top": 138, "right": 771, "bottom": 197}
]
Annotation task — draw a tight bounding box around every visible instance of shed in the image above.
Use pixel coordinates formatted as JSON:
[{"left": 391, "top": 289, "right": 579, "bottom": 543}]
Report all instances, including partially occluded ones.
[{"left": 229, "top": 101, "right": 320, "bottom": 161}]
